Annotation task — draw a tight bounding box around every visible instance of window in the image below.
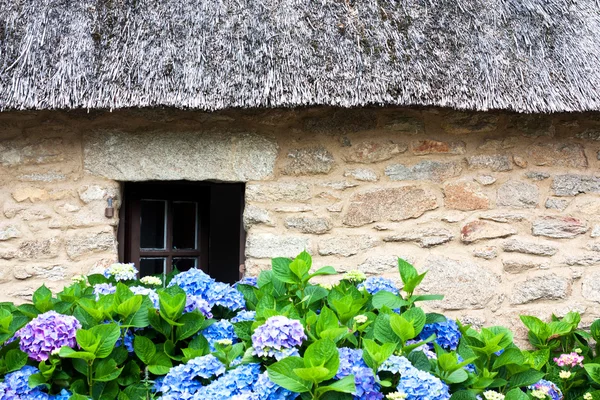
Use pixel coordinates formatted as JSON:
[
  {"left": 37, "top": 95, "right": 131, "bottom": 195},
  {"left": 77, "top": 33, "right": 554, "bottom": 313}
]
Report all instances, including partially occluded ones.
[{"left": 119, "top": 182, "right": 245, "bottom": 283}]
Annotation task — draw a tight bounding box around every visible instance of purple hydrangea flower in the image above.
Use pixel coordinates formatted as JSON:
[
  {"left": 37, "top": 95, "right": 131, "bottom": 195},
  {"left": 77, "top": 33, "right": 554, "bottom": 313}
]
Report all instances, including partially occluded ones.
[
  {"left": 169, "top": 268, "right": 215, "bottom": 297},
  {"left": 231, "top": 310, "right": 256, "bottom": 323},
  {"left": 252, "top": 316, "right": 306, "bottom": 359},
  {"left": 380, "top": 355, "right": 450, "bottom": 400},
  {"left": 158, "top": 354, "right": 226, "bottom": 398},
  {"left": 201, "top": 320, "right": 237, "bottom": 351},
  {"left": 418, "top": 319, "right": 461, "bottom": 351},
  {"left": 205, "top": 282, "right": 246, "bottom": 311},
  {"left": 16, "top": 311, "right": 81, "bottom": 361},
  {"left": 529, "top": 380, "right": 563, "bottom": 400},
  {"left": 129, "top": 286, "right": 160, "bottom": 308},
  {"left": 93, "top": 283, "right": 116, "bottom": 300},
  {"left": 185, "top": 295, "right": 213, "bottom": 318},
  {"left": 358, "top": 277, "right": 399, "bottom": 295},
  {"left": 406, "top": 339, "right": 437, "bottom": 359},
  {"left": 337, "top": 348, "right": 382, "bottom": 400},
  {"left": 0, "top": 365, "right": 49, "bottom": 399}
]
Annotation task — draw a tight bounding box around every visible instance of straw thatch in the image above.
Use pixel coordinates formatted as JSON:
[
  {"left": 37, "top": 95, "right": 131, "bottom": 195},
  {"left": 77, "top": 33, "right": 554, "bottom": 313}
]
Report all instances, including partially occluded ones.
[{"left": 1, "top": 0, "right": 600, "bottom": 112}]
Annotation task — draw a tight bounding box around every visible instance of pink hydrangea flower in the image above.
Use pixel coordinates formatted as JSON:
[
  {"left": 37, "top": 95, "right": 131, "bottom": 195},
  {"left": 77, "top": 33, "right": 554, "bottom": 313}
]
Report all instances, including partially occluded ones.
[{"left": 554, "top": 352, "right": 584, "bottom": 368}]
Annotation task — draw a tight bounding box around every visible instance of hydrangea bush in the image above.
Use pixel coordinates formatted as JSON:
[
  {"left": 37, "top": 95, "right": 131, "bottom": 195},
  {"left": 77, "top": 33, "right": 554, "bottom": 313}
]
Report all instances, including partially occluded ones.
[{"left": 0, "top": 255, "right": 599, "bottom": 400}]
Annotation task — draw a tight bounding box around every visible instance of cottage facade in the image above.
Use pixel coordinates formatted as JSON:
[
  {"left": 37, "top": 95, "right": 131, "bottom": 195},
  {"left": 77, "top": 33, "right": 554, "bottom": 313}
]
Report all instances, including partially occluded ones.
[{"left": 2, "top": 0, "right": 600, "bottom": 332}]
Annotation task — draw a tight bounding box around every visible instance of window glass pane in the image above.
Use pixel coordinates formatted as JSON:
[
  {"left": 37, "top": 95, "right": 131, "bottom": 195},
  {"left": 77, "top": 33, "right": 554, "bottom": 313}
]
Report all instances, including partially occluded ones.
[
  {"left": 173, "top": 202, "right": 197, "bottom": 250},
  {"left": 140, "top": 200, "right": 166, "bottom": 249},
  {"left": 173, "top": 258, "right": 197, "bottom": 272},
  {"left": 140, "top": 258, "right": 166, "bottom": 277}
]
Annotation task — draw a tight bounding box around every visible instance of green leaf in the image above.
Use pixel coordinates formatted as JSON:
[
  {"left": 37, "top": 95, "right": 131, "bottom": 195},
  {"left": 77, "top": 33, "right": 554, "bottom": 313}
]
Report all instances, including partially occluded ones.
[
  {"left": 520, "top": 316, "right": 550, "bottom": 342},
  {"left": 148, "top": 310, "right": 172, "bottom": 338},
  {"left": 390, "top": 314, "right": 415, "bottom": 343},
  {"left": 148, "top": 352, "right": 173, "bottom": 375},
  {"left": 89, "top": 323, "right": 121, "bottom": 359},
  {"left": 507, "top": 370, "right": 546, "bottom": 389},
  {"left": 175, "top": 312, "right": 205, "bottom": 342},
  {"left": 268, "top": 356, "right": 312, "bottom": 393},
  {"left": 133, "top": 336, "right": 156, "bottom": 365},
  {"left": 407, "top": 350, "right": 431, "bottom": 371},
  {"left": 68, "top": 393, "right": 89, "bottom": 400},
  {"left": 158, "top": 286, "right": 186, "bottom": 323},
  {"left": 373, "top": 314, "right": 400, "bottom": 344},
  {"left": 445, "top": 369, "right": 468, "bottom": 383},
  {"left": 363, "top": 339, "right": 396, "bottom": 366},
  {"left": 316, "top": 375, "right": 356, "bottom": 396},
  {"left": 316, "top": 307, "right": 339, "bottom": 336},
  {"left": 398, "top": 258, "right": 418, "bottom": 285},
  {"left": 402, "top": 307, "right": 426, "bottom": 336},
  {"left": 301, "top": 286, "right": 328, "bottom": 306},
  {"left": 372, "top": 291, "right": 408, "bottom": 310},
  {"left": 591, "top": 320, "right": 600, "bottom": 341},
  {"left": 308, "top": 266, "right": 337, "bottom": 279},
  {"left": 32, "top": 285, "right": 53, "bottom": 313},
  {"left": 290, "top": 259, "right": 310, "bottom": 279},
  {"left": 76, "top": 329, "right": 100, "bottom": 354},
  {"left": 493, "top": 348, "right": 524, "bottom": 369},
  {"left": 449, "top": 391, "right": 478, "bottom": 400},
  {"left": 293, "top": 366, "right": 331, "bottom": 383},
  {"left": 505, "top": 388, "right": 529, "bottom": 400},
  {"left": 304, "top": 339, "right": 339, "bottom": 381},
  {"left": 5, "top": 349, "right": 27, "bottom": 372},
  {"left": 271, "top": 257, "right": 296, "bottom": 284},
  {"left": 94, "top": 358, "right": 123, "bottom": 382},
  {"left": 58, "top": 347, "right": 96, "bottom": 361},
  {"left": 585, "top": 363, "right": 600, "bottom": 385},
  {"left": 28, "top": 373, "right": 48, "bottom": 389},
  {"left": 116, "top": 295, "right": 143, "bottom": 320}
]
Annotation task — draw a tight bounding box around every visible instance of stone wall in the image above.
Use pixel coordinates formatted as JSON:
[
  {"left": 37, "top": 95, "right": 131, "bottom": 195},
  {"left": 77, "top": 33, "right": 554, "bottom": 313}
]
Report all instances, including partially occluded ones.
[{"left": 1, "top": 107, "right": 600, "bottom": 336}]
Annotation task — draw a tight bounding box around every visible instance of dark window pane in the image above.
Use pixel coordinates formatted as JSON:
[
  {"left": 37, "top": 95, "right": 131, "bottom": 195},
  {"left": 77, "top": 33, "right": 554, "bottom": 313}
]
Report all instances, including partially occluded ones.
[
  {"left": 173, "top": 258, "right": 197, "bottom": 272},
  {"left": 173, "top": 202, "right": 197, "bottom": 250},
  {"left": 140, "top": 258, "right": 166, "bottom": 277},
  {"left": 140, "top": 200, "right": 166, "bottom": 249}
]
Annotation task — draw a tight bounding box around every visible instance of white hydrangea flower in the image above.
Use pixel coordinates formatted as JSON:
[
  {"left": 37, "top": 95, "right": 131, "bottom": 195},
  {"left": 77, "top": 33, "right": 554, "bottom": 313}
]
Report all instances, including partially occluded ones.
[
  {"left": 387, "top": 392, "right": 408, "bottom": 400},
  {"left": 531, "top": 390, "right": 548, "bottom": 399},
  {"left": 583, "top": 393, "right": 593, "bottom": 400},
  {"left": 354, "top": 315, "right": 368, "bottom": 324},
  {"left": 140, "top": 276, "right": 162, "bottom": 286},
  {"left": 216, "top": 339, "right": 233, "bottom": 346},
  {"left": 343, "top": 270, "right": 366, "bottom": 282},
  {"left": 483, "top": 391, "right": 505, "bottom": 400},
  {"left": 104, "top": 262, "right": 138, "bottom": 281},
  {"left": 559, "top": 370, "right": 572, "bottom": 379}
]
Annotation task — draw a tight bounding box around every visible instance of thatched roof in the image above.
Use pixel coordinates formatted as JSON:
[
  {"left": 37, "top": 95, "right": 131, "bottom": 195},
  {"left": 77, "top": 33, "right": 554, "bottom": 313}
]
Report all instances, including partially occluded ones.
[{"left": 1, "top": 0, "right": 600, "bottom": 113}]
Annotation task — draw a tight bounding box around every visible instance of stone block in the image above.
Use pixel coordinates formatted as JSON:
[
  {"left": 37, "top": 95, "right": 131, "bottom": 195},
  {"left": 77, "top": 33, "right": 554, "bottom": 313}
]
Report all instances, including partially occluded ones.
[
  {"left": 0, "top": 138, "right": 65, "bottom": 166},
  {"left": 441, "top": 112, "right": 499, "bottom": 134},
  {"left": 496, "top": 180, "right": 539, "bottom": 208},
  {"left": 510, "top": 274, "right": 570, "bottom": 304},
  {"left": 475, "top": 175, "right": 496, "bottom": 185},
  {"left": 78, "top": 185, "right": 108, "bottom": 203},
  {"left": 420, "top": 255, "right": 500, "bottom": 310},
  {"left": 285, "top": 216, "right": 332, "bottom": 234},
  {"left": 384, "top": 228, "right": 454, "bottom": 248},
  {"left": 473, "top": 246, "right": 498, "bottom": 259},
  {"left": 243, "top": 205, "right": 275, "bottom": 230},
  {"left": 18, "top": 172, "right": 66, "bottom": 182},
  {"left": 318, "top": 181, "right": 358, "bottom": 190},
  {"left": 246, "top": 183, "right": 311, "bottom": 202},
  {"left": 527, "top": 143, "right": 587, "bottom": 168},
  {"left": 502, "top": 259, "right": 549, "bottom": 274},
  {"left": 507, "top": 114, "right": 554, "bottom": 137},
  {"left": 343, "top": 140, "right": 406, "bottom": 163},
  {"left": 357, "top": 255, "right": 400, "bottom": 274},
  {"left": 343, "top": 186, "right": 438, "bottom": 227},
  {"left": 502, "top": 238, "right": 558, "bottom": 256},
  {"left": 0, "top": 224, "right": 20, "bottom": 241},
  {"left": 460, "top": 221, "right": 517, "bottom": 243},
  {"left": 576, "top": 129, "right": 600, "bottom": 141},
  {"left": 443, "top": 181, "right": 489, "bottom": 211},
  {"left": 383, "top": 116, "right": 425, "bottom": 134},
  {"left": 318, "top": 235, "right": 379, "bottom": 257},
  {"left": 283, "top": 146, "right": 335, "bottom": 175},
  {"left": 411, "top": 140, "right": 466, "bottom": 155},
  {"left": 532, "top": 216, "right": 588, "bottom": 239},
  {"left": 466, "top": 155, "right": 512, "bottom": 172},
  {"left": 582, "top": 271, "right": 600, "bottom": 302},
  {"left": 65, "top": 231, "right": 117, "bottom": 260},
  {"left": 12, "top": 188, "right": 49, "bottom": 203},
  {"left": 84, "top": 130, "right": 278, "bottom": 181},
  {"left": 545, "top": 198, "right": 570, "bottom": 211},
  {"left": 17, "top": 239, "right": 60, "bottom": 260},
  {"left": 245, "top": 233, "right": 310, "bottom": 258},
  {"left": 526, "top": 171, "right": 550, "bottom": 181},
  {"left": 564, "top": 253, "right": 600, "bottom": 266},
  {"left": 552, "top": 175, "right": 600, "bottom": 196},
  {"left": 385, "top": 160, "right": 462, "bottom": 182},
  {"left": 344, "top": 168, "right": 378, "bottom": 182}
]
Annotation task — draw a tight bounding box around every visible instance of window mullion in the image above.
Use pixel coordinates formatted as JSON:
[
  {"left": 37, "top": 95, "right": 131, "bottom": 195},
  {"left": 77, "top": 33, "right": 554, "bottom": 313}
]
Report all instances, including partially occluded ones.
[{"left": 166, "top": 200, "right": 174, "bottom": 273}]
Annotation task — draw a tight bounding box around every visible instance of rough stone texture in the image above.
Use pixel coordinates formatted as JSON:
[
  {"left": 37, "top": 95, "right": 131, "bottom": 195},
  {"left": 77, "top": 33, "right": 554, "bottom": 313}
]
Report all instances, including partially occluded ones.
[
  {"left": 564, "top": 253, "right": 600, "bottom": 266},
  {"left": 78, "top": 185, "right": 108, "bottom": 203},
  {"left": 508, "top": 114, "right": 555, "bottom": 137},
  {"left": 496, "top": 180, "right": 539, "bottom": 208},
  {"left": 16, "top": 239, "right": 60, "bottom": 260},
  {"left": 246, "top": 183, "right": 311, "bottom": 202},
  {"left": 84, "top": 130, "right": 278, "bottom": 181},
  {"left": 357, "top": 255, "right": 399, "bottom": 274},
  {"left": 318, "top": 235, "right": 379, "bottom": 257},
  {"left": 582, "top": 271, "right": 600, "bottom": 302},
  {"left": 0, "top": 137, "right": 65, "bottom": 166},
  {"left": 532, "top": 216, "right": 588, "bottom": 238},
  {"left": 285, "top": 216, "right": 332, "bottom": 234},
  {"left": 461, "top": 221, "right": 517, "bottom": 243},
  {"left": 591, "top": 225, "right": 600, "bottom": 238},
  {"left": 527, "top": 143, "right": 588, "bottom": 168},
  {"left": 385, "top": 161, "right": 462, "bottom": 182},
  {"left": 411, "top": 140, "right": 466, "bottom": 155},
  {"left": 576, "top": 129, "right": 600, "bottom": 141},
  {"left": 318, "top": 181, "right": 358, "bottom": 190},
  {"left": 343, "top": 140, "right": 406, "bottom": 163},
  {"left": 0, "top": 224, "right": 20, "bottom": 241},
  {"left": 420, "top": 255, "right": 500, "bottom": 310},
  {"left": 510, "top": 274, "right": 570, "bottom": 304},
  {"left": 443, "top": 181, "right": 489, "bottom": 211},
  {"left": 384, "top": 228, "right": 453, "bottom": 247},
  {"left": 466, "top": 155, "right": 512, "bottom": 172},
  {"left": 503, "top": 259, "right": 549, "bottom": 274},
  {"left": 383, "top": 116, "right": 425, "bottom": 134},
  {"left": 552, "top": 175, "right": 600, "bottom": 196},
  {"left": 502, "top": 238, "right": 558, "bottom": 256},
  {"left": 479, "top": 213, "right": 526, "bottom": 223},
  {"left": 475, "top": 175, "right": 496, "bottom": 185},
  {"left": 441, "top": 113, "right": 499, "bottom": 134},
  {"left": 12, "top": 188, "right": 49, "bottom": 203},
  {"left": 473, "top": 246, "right": 498, "bottom": 259},
  {"left": 344, "top": 168, "right": 378, "bottom": 182},
  {"left": 343, "top": 186, "right": 439, "bottom": 227},
  {"left": 545, "top": 198, "right": 570, "bottom": 211},
  {"left": 283, "top": 146, "right": 335, "bottom": 175},
  {"left": 245, "top": 233, "right": 310, "bottom": 258},
  {"left": 243, "top": 205, "right": 275, "bottom": 230},
  {"left": 65, "top": 231, "right": 116, "bottom": 260},
  {"left": 526, "top": 171, "right": 550, "bottom": 181},
  {"left": 512, "top": 156, "right": 528, "bottom": 168}
]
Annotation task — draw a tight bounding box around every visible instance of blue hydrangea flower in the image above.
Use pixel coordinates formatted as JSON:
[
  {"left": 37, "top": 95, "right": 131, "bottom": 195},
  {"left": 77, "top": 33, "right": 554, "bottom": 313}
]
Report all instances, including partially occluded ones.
[
  {"left": 418, "top": 319, "right": 461, "bottom": 351},
  {"left": 50, "top": 389, "right": 72, "bottom": 399},
  {"left": 185, "top": 295, "right": 213, "bottom": 318},
  {"left": 158, "top": 354, "right": 226, "bottom": 398},
  {"left": 357, "top": 277, "right": 399, "bottom": 295},
  {"left": 116, "top": 329, "right": 134, "bottom": 353},
  {"left": 169, "top": 268, "right": 215, "bottom": 297},
  {"left": 93, "top": 283, "right": 116, "bottom": 300},
  {"left": 406, "top": 340, "right": 437, "bottom": 359},
  {"left": 252, "top": 316, "right": 306, "bottom": 359},
  {"left": 231, "top": 310, "right": 256, "bottom": 323},
  {"left": 250, "top": 371, "right": 297, "bottom": 400},
  {"left": 529, "top": 380, "right": 563, "bottom": 400},
  {"left": 192, "top": 363, "right": 262, "bottom": 398},
  {"left": 379, "top": 355, "right": 450, "bottom": 400},
  {"left": 457, "top": 354, "right": 476, "bottom": 373},
  {"left": 236, "top": 276, "right": 258, "bottom": 288},
  {"left": 337, "top": 348, "right": 382, "bottom": 400},
  {"left": 205, "top": 282, "right": 246, "bottom": 311},
  {"left": 201, "top": 320, "right": 238, "bottom": 350},
  {"left": 129, "top": 286, "right": 160, "bottom": 308},
  {"left": 0, "top": 365, "right": 49, "bottom": 399}
]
